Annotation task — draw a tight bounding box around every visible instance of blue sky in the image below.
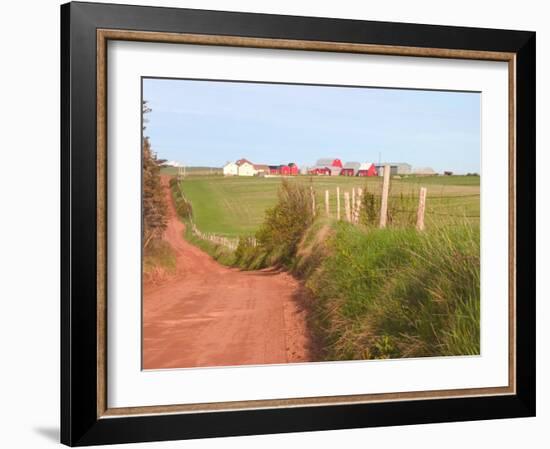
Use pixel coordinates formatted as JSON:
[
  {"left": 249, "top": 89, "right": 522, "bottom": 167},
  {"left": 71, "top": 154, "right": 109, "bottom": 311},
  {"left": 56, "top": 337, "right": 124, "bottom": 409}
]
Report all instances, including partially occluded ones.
[{"left": 143, "top": 78, "right": 480, "bottom": 174}]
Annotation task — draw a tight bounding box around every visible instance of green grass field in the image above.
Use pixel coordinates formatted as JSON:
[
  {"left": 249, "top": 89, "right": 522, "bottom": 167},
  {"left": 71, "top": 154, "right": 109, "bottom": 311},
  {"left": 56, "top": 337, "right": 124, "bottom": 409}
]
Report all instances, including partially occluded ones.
[
  {"left": 161, "top": 166, "right": 223, "bottom": 176},
  {"left": 178, "top": 175, "right": 480, "bottom": 237}
]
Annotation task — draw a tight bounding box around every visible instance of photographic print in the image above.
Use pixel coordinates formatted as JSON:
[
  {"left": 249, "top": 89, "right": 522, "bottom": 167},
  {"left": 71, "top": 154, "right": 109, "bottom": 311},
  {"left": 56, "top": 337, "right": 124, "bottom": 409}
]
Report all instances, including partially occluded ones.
[{"left": 141, "top": 78, "right": 481, "bottom": 370}]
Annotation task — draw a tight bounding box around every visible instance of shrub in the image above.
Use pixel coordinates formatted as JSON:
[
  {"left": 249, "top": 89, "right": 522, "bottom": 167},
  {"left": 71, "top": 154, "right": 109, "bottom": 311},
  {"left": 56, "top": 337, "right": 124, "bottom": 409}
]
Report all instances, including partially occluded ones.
[
  {"left": 170, "top": 180, "right": 193, "bottom": 220},
  {"left": 255, "top": 179, "right": 315, "bottom": 266},
  {"left": 233, "top": 237, "right": 268, "bottom": 270},
  {"left": 175, "top": 198, "right": 193, "bottom": 219}
]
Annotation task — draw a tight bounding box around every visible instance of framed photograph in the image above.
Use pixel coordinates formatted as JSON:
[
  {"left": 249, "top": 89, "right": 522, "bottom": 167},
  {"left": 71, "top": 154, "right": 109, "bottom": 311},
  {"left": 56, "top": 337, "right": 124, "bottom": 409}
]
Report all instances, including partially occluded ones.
[{"left": 61, "top": 1, "right": 535, "bottom": 446}]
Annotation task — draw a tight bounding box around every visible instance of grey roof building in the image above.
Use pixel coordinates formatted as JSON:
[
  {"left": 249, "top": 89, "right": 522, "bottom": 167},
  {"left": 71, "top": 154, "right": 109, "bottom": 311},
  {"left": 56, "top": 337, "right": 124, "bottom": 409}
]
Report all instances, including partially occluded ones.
[
  {"left": 376, "top": 162, "right": 412, "bottom": 175},
  {"left": 343, "top": 161, "right": 361, "bottom": 170}
]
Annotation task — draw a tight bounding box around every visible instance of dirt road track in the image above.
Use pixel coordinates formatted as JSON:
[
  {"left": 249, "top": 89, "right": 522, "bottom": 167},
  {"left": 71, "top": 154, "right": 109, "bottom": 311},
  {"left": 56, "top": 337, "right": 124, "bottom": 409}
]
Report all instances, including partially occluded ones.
[{"left": 142, "top": 178, "right": 313, "bottom": 369}]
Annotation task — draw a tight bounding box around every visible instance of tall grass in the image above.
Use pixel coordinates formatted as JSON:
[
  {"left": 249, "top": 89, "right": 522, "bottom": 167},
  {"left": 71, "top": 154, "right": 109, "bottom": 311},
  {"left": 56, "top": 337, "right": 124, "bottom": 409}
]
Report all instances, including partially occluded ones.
[
  {"left": 307, "top": 221, "right": 480, "bottom": 360},
  {"left": 143, "top": 239, "right": 177, "bottom": 283}
]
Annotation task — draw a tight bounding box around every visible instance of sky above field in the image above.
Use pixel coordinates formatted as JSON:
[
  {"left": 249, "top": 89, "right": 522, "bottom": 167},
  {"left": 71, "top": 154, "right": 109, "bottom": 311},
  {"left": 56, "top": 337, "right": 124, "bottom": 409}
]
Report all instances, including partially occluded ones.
[{"left": 143, "top": 78, "right": 481, "bottom": 174}]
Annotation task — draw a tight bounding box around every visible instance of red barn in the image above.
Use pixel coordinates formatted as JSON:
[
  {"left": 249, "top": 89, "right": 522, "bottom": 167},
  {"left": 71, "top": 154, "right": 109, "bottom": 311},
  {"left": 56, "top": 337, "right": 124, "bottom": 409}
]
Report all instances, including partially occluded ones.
[
  {"left": 288, "top": 163, "right": 299, "bottom": 175},
  {"left": 279, "top": 165, "right": 291, "bottom": 175},
  {"left": 356, "top": 162, "right": 378, "bottom": 177},
  {"left": 341, "top": 162, "right": 360, "bottom": 176},
  {"left": 316, "top": 158, "right": 342, "bottom": 168},
  {"left": 309, "top": 166, "right": 331, "bottom": 175}
]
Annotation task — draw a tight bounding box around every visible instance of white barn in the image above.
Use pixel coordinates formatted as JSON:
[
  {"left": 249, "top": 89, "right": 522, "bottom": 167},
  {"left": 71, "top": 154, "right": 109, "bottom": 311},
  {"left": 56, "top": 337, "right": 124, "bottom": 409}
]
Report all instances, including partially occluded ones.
[
  {"left": 223, "top": 161, "right": 238, "bottom": 176},
  {"left": 236, "top": 158, "right": 257, "bottom": 176}
]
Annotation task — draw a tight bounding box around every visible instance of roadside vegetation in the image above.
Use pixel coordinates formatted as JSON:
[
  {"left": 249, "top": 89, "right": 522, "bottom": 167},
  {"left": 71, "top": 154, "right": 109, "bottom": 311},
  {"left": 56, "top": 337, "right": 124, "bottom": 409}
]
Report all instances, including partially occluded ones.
[
  {"left": 142, "top": 101, "right": 174, "bottom": 281},
  {"left": 173, "top": 176, "right": 480, "bottom": 360},
  {"left": 307, "top": 221, "right": 480, "bottom": 360}
]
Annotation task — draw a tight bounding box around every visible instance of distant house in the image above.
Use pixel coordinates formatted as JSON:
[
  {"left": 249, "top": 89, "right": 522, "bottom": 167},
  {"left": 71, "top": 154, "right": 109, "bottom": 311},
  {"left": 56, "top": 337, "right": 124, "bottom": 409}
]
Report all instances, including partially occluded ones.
[
  {"left": 341, "top": 161, "right": 360, "bottom": 176},
  {"left": 223, "top": 161, "right": 238, "bottom": 176},
  {"left": 268, "top": 165, "right": 280, "bottom": 175},
  {"left": 316, "top": 158, "right": 343, "bottom": 168},
  {"left": 236, "top": 158, "right": 257, "bottom": 176},
  {"left": 357, "top": 162, "right": 378, "bottom": 177}
]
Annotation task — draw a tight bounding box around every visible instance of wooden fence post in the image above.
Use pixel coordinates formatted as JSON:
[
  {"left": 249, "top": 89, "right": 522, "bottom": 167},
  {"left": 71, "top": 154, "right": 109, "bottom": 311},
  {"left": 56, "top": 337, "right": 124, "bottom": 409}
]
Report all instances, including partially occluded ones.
[
  {"left": 344, "top": 192, "right": 351, "bottom": 222},
  {"left": 336, "top": 186, "right": 341, "bottom": 220},
  {"left": 354, "top": 188, "right": 363, "bottom": 224},
  {"left": 379, "top": 164, "right": 391, "bottom": 228},
  {"left": 325, "top": 190, "right": 330, "bottom": 216},
  {"left": 416, "top": 187, "right": 427, "bottom": 231},
  {"left": 352, "top": 188, "right": 356, "bottom": 213},
  {"left": 310, "top": 186, "right": 316, "bottom": 216}
]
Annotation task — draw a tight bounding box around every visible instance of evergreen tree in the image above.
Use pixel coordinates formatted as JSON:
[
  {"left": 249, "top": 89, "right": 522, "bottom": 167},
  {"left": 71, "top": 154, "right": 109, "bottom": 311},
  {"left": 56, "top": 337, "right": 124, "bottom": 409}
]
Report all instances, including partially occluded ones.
[{"left": 142, "top": 101, "right": 167, "bottom": 248}]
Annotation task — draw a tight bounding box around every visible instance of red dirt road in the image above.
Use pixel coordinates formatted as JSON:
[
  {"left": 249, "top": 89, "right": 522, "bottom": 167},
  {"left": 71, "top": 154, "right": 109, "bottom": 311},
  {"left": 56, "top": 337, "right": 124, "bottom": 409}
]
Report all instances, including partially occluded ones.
[{"left": 143, "top": 179, "right": 312, "bottom": 369}]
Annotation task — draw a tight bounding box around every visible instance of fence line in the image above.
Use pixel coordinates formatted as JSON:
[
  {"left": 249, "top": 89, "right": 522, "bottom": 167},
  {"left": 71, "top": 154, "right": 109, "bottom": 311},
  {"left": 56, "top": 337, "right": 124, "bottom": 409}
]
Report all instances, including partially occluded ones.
[{"left": 189, "top": 222, "right": 246, "bottom": 251}]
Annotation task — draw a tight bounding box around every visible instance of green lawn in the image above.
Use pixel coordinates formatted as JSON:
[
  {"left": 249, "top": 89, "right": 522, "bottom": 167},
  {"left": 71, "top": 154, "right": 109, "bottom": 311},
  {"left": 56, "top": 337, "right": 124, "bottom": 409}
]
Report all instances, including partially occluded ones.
[
  {"left": 400, "top": 174, "right": 480, "bottom": 186},
  {"left": 161, "top": 166, "right": 223, "bottom": 176},
  {"left": 179, "top": 175, "right": 480, "bottom": 237}
]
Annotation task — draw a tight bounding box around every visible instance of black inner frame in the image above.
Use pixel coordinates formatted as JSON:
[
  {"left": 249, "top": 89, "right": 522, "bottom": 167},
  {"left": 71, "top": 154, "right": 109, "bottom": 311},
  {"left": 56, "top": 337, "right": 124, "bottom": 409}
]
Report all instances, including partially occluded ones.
[{"left": 61, "top": 2, "right": 535, "bottom": 446}]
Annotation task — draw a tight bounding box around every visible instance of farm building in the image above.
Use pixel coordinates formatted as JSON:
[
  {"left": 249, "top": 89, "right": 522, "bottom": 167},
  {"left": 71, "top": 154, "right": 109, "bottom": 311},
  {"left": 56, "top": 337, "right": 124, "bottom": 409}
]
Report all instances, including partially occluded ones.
[
  {"left": 279, "top": 165, "right": 291, "bottom": 175},
  {"left": 223, "top": 161, "right": 238, "bottom": 176},
  {"left": 288, "top": 163, "right": 299, "bottom": 175},
  {"left": 357, "top": 162, "right": 378, "bottom": 177},
  {"left": 329, "top": 166, "right": 342, "bottom": 176},
  {"left": 375, "top": 164, "right": 398, "bottom": 176},
  {"left": 308, "top": 166, "right": 331, "bottom": 175},
  {"left": 376, "top": 162, "right": 412, "bottom": 176},
  {"left": 253, "top": 164, "right": 269, "bottom": 175},
  {"left": 267, "top": 163, "right": 299, "bottom": 176},
  {"left": 413, "top": 167, "right": 437, "bottom": 176},
  {"left": 224, "top": 158, "right": 299, "bottom": 176},
  {"left": 308, "top": 158, "right": 342, "bottom": 175},
  {"left": 236, "top": 158, "right": 256, "bottom": 176},
  {"left": 316, "top": 158, "right": 343, "bottom": 168},
  {"left": 340, "top": 161, "right": 360, "bottom": 176}
]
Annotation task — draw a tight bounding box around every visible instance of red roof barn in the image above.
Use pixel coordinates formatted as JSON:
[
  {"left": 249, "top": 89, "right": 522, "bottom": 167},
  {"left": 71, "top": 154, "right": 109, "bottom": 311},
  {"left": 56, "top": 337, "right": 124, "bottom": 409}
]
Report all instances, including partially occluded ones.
[
  {"left": 356, "top": 163, "right": 378, "bottom": 177},
  {"left": 309, "top": 166, "right": 331, "bottom": 175},
  {"left": 279, "top": 165, "right": 291, "bottom": 175},
  {"left": 316, "top": 158, "right": 342, "bottom": 168},
  {"left": 288, "top": 163, "right": 299, "bottom": 175}
]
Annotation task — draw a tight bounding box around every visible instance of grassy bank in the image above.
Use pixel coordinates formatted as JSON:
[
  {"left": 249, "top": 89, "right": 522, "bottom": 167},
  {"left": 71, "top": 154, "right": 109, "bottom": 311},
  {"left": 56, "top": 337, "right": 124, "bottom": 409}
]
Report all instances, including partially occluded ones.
[
  {"left": 305, "top": 222, "right": 480, "bottom": 360},
  {"left": 143, "top": 239, "right": 177, "bottom": 282}
]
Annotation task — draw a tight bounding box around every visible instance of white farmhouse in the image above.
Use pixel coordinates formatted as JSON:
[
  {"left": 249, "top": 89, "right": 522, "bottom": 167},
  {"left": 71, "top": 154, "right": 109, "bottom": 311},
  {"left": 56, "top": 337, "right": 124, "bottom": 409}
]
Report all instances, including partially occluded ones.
[
  {"left": 236, "top": 158, "right": 257, "bottom": 176},
  {"left": 223, "top": 161, "right": 238, "bottom": 176}
]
